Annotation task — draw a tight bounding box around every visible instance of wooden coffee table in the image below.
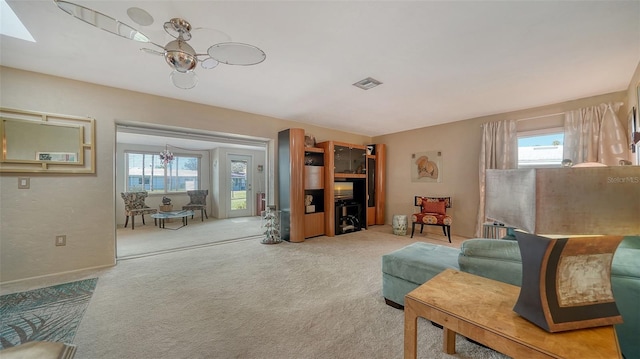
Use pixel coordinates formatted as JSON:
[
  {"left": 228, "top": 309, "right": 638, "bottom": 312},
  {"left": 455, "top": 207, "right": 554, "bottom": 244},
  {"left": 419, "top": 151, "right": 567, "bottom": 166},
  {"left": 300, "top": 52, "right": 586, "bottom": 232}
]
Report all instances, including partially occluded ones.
[{"left": 404, "top": 269, "right": 621, "bottom": 359}]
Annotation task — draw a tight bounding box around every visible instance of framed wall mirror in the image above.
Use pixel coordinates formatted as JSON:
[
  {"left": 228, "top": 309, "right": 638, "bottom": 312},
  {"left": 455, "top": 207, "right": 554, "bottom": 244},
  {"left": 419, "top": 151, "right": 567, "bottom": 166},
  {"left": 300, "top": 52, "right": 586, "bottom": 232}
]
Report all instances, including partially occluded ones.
[
  {"left": 0, "top": 108, "right": 95, "bottom": 173},
  {"left": 636, "top": 84, "right": 640, "bottom": 144}
]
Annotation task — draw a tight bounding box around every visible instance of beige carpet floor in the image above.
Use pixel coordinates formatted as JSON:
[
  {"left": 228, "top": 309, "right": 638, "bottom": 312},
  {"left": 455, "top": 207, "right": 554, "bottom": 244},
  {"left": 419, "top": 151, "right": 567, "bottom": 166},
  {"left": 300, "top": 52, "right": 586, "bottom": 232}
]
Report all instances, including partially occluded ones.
[
  {"left": 117, "top": 216, "right": 264, "bottom": 258},
  {"left": 2, "top": 226, "right": 508, "bottom": 359}
]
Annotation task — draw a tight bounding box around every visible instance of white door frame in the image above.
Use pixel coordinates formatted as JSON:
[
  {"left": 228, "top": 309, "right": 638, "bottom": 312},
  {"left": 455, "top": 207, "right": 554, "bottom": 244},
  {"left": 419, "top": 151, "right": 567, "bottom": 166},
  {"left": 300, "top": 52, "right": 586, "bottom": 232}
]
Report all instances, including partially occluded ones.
[{"left": 227, "top": 154, "right": 253, "bottom": 218}]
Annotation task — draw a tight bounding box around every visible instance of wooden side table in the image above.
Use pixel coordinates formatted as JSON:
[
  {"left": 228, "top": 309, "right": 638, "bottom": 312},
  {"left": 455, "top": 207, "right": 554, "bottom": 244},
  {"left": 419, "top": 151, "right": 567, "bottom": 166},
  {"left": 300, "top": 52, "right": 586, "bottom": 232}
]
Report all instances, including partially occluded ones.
[{"left": 404, "top": 269, "right": 621, "bottom": 358}]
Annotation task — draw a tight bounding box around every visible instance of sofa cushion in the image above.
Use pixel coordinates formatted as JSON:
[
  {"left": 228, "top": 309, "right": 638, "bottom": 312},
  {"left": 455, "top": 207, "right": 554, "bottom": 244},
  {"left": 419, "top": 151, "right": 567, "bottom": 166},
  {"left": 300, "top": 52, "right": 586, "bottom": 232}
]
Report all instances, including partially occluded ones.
[
  {"left": 421, "top": 201, "right": 446, "bottom": 215},
  {"left": 459, "top": 238, "right": 522, "bottom": 261},
  {"left": 411, "top": 213, "right": 453, "bottom": 226},
  {"left": 612, "top": 236, "right": 640, "bottom": 278},
  {"left": 458, "top": 238, "right": 523, "bottom": 286},
  {"left": 382, "top": 242, "right": 459, "bottom": 285}
]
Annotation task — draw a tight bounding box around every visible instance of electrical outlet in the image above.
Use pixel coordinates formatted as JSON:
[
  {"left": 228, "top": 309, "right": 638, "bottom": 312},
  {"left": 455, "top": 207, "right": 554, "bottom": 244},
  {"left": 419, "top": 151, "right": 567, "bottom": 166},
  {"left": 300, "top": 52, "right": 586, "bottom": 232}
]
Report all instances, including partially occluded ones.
[
  {"left": 55, "top": 235, "right": 66, "bottom": 246},
  {"left": 18, "top": 177, "right": 30, "bottom": 189}
]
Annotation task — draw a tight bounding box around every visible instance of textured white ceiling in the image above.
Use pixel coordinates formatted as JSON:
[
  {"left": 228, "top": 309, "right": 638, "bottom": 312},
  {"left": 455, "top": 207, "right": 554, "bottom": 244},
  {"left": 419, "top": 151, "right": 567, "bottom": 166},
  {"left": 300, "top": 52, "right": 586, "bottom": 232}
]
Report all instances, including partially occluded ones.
[{"left": 2, "top": 1, "right": 639, "bottom": 137}]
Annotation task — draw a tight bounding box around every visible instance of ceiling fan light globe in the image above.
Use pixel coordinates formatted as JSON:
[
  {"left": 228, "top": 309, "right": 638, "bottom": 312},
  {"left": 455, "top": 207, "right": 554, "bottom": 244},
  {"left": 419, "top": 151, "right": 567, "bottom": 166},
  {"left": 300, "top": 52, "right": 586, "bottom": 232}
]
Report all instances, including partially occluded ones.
[
  {"left": 165, "top": 50, "right": 197, "bottom": 72},
  {"left": 165, "top": 39, "right": 196, "bottom": 55},
  {"left": 164, "top": 39, "right": 197, "bottom": 72},
  {"left": 170, "top": 70, "right": 198, "bottom": 90}
]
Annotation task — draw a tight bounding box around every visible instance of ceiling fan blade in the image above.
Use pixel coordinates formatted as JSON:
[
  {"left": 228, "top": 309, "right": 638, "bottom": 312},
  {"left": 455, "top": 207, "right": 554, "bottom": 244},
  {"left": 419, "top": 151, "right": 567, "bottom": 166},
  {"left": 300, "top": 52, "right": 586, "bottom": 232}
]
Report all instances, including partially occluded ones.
[
  {"left": 141, "top": 48, "right": 164, "bottom": 56},
  {"left": 207, "top": 42, "right": 266, "bottom": 66},
  {"left": 190, "top": 27, "right": 232, "bottom": 44},
  {"left": 55, "top": 0, "right": 150, "bottom": 43}
]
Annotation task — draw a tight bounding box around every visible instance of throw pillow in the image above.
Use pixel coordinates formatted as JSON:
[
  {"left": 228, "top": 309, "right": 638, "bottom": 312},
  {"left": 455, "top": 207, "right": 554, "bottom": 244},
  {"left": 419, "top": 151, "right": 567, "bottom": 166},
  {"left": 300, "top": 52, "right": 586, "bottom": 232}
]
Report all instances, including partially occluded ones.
[{"left": 422, "top": 200, "right": 446, "bottom": 215}]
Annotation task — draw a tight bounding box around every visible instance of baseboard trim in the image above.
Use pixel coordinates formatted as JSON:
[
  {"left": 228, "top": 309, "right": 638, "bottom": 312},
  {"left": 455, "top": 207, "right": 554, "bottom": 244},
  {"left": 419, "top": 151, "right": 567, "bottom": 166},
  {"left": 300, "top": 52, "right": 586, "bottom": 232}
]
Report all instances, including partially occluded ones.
[{"left": 0, "top": 263, "right": 115, "bottom": 286}]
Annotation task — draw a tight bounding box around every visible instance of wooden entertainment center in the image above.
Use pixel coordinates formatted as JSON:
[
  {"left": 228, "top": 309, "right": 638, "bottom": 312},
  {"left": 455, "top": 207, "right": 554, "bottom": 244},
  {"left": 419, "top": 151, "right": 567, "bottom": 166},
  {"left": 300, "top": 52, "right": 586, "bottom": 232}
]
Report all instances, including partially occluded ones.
[{"left": 278, "top": 128, "right": 386, "bottom": 242}]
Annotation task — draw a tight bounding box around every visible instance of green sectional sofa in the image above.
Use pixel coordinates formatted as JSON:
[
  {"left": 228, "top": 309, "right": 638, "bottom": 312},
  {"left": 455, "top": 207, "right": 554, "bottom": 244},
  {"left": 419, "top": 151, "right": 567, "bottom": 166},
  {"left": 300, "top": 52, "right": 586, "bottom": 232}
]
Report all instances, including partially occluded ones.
[{"left": 381, "top": 236, "right": 640, "bottom": 359}]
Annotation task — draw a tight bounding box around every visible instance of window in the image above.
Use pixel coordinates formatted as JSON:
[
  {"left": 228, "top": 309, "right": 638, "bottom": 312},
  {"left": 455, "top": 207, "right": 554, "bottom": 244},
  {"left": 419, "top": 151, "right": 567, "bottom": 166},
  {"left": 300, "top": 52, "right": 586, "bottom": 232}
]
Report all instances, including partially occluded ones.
[
  {"left": 125, "top": 151, "right": 201, "bottom": 193},
  {"left": 517, "top": 128, "right": 564, "bottom": 168}
]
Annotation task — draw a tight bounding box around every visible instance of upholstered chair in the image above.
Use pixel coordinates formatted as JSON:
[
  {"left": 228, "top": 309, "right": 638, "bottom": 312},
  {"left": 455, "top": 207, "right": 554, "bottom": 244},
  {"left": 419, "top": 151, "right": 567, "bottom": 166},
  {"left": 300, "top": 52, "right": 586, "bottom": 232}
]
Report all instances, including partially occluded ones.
[
  {"left": 120, "top": 191, "right": 158, "bottom": 230},
  {"left": 411, "top": 196, "right": 453, "bottom": 242},
  {"left": 182, "top": 190, "right": 209, "bottom": 221}
]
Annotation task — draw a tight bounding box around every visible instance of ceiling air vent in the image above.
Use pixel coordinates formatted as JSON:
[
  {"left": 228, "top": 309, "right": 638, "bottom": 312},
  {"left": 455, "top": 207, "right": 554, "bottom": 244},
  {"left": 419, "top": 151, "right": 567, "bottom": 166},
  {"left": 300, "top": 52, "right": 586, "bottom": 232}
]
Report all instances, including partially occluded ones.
[{"left": 353, "top": 77, "right": 382, "bottom": 90}]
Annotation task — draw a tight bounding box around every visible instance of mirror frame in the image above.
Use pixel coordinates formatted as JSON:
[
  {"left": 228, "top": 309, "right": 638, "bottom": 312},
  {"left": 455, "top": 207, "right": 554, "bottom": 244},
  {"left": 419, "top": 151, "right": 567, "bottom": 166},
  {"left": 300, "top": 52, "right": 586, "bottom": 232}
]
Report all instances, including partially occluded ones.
[
  {"left": 0, "top": 107, "right": 95, "bottom": 173},
  {"left": 635, "top": 83, "right": 640, "bottom": 145}
]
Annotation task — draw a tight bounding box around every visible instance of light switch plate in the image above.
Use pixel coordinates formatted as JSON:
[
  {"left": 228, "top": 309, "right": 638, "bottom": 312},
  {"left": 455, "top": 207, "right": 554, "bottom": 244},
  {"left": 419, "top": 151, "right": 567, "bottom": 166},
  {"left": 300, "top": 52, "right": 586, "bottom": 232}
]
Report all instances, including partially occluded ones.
[
  {"left": 18, "top": 177, "right": 30, "bottom": 189},
  {"left": 55, "top": 235, "right": 66, "bottom": 246}
]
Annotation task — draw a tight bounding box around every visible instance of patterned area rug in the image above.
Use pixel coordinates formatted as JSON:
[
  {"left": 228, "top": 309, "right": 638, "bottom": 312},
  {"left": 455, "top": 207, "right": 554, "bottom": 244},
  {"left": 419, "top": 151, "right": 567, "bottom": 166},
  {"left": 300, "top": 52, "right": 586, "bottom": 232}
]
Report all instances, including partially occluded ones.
[{"left": 0, "top": 278, "right": 98, "bottom": 349}]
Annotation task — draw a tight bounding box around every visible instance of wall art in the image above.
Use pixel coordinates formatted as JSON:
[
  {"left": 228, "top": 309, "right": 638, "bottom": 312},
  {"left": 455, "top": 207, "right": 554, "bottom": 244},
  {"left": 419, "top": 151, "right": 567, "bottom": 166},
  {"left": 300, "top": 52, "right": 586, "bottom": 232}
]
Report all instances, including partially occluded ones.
[{"left": 411, "top": 151, "right": 442, "bottom": 183}]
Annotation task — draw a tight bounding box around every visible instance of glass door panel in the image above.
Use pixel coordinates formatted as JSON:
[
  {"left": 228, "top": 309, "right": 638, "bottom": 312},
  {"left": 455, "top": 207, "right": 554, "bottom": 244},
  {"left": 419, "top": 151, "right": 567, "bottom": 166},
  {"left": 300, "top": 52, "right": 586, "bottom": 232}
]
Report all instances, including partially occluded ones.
[{"left": 228, "top": 154, "right": 252, "bottom": 217}]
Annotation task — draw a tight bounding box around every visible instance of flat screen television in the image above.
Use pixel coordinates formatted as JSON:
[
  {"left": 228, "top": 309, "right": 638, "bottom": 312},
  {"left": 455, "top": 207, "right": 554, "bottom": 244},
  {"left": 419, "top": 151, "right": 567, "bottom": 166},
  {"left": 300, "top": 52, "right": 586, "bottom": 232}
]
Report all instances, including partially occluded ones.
[{"left": 334, "top": 181, "right": 354, "bottom": 201}]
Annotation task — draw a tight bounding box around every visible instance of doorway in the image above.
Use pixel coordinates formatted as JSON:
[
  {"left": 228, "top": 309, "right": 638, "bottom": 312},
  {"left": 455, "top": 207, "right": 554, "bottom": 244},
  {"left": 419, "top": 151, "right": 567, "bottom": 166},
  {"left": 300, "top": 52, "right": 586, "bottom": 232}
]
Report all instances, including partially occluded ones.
[
  {"left": 115, "top": 125, "right": 272, "bottom": 258},
  {"left": 228, "top": 154, "right": 253, "bottom": 218}
]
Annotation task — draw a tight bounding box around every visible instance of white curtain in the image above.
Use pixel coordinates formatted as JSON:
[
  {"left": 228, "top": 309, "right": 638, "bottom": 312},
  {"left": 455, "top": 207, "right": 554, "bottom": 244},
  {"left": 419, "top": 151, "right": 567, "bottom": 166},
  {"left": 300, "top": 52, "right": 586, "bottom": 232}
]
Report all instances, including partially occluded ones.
[
  {"left": 563, "top": 102, "right": 628, "bottom": 166},
  {"left": 475, "top": 120, "right": 517, "bottom": 237}
]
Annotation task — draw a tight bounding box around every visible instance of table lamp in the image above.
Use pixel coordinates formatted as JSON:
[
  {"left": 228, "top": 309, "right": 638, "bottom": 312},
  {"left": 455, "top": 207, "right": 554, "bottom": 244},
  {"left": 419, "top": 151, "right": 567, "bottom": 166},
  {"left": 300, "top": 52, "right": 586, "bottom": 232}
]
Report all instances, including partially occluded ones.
[{"left": 485, "top": 166, "right": 640, "bottom": 332}]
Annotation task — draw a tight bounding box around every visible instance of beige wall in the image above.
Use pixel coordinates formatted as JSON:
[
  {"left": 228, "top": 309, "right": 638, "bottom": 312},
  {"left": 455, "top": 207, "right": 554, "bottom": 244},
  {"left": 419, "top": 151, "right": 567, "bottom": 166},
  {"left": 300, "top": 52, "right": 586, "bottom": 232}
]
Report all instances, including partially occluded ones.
[
  {"left": 1, "top": 62, "right": 637, "bottom": 282},
  {"left": 373, "top": 90, "right": 628, "bottom": 239},
  {"left": 0, "top": 66, "right": 369, "bottom": 283}
]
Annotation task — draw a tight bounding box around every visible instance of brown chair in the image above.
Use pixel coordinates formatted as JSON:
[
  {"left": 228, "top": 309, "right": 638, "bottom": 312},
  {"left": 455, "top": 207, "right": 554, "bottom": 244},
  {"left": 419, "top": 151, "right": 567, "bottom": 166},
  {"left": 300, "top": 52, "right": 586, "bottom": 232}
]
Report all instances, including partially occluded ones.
[
  {"left": 410, "top": 196, "right": 452, "bottom": 243},
  {"left": 120, "top": 191, "right": 157, "bottom": 230},
  {"left": 182, "top": 190, "right": 208, "bottom": 221}
]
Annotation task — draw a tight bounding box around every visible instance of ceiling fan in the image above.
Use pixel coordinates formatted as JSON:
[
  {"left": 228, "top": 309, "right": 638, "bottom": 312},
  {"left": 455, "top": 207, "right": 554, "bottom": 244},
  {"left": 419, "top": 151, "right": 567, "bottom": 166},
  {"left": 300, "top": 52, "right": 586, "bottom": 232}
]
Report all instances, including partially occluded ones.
[{"left": 54, "top": 0, "right": 266, "bottom": 89}]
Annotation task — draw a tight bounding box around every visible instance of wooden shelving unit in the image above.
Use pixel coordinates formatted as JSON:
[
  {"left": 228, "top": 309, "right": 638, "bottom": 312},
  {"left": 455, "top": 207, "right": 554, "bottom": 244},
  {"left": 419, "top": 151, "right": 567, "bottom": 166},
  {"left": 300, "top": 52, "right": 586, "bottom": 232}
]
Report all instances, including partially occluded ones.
[
  {"left": 373, "top": 144, "right": 386, "bottom": 225},
  {"left": 303, "top": 146, "right": 325, "bottom": 238},
  {"left": 277, "top": 128, "right": 305, "bottom": 242},
  {"left": 319, "top": 141, "right": 385, "bottom": 237},
  {"left": 278, "top": 129, "right": 385, "bottom": 241}
]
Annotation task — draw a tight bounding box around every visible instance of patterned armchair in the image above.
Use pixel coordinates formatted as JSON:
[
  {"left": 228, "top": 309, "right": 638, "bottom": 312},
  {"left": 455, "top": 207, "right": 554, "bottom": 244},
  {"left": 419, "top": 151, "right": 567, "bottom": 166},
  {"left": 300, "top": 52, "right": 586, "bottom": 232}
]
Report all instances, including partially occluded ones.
[
  {"left": 182, "top": 190, "right": 208, "bottom": 221},
  {"left": 120, "top": 191, "right": 157, "bottom": 230},
  {"left": 410, "top": 196, "right": 453, "bottom": 243}
]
